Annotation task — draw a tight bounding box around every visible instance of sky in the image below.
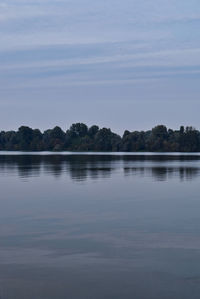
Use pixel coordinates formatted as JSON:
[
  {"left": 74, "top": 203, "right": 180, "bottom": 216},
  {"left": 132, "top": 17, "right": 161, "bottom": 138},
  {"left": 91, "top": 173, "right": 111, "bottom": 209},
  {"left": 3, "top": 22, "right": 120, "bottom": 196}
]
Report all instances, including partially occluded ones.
[{"left": 0, "top": 0, "right": 200, "bottom": 134}]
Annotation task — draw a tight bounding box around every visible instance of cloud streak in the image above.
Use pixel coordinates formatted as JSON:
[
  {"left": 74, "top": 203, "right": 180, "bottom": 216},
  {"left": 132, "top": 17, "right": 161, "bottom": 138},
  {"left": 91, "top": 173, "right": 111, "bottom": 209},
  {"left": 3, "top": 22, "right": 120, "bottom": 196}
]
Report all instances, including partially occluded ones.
[{"left": 0, "top": 0, "right": 200, "bottom": 131}]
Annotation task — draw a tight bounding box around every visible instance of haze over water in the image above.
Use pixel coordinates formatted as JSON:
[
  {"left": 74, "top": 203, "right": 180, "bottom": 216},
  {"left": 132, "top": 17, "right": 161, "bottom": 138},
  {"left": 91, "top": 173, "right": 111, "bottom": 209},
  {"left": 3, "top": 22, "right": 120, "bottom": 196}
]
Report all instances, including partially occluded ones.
[{"left": 1, "top": 153, "right": 200, "bottom": 298}]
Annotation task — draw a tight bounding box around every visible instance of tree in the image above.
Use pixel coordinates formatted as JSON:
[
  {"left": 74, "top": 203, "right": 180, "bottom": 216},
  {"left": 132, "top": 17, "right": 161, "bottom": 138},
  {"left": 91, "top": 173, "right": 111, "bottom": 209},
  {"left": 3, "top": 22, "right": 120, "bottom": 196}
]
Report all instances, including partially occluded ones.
[
  {"left": 88, "top": 125, "right": 99, "bottom": 137},
  {"left": 50, "top": 126, "right": 65, "bottom": 140},
  {"left": 17, "top": 126, "right": 34, "bottom": 150},
  {"left": 95, "top": 128, "right": 121, "bottom": 151},
  {"left": 69, "top": 123, "right": 88, "bottom": 137},
  {"left": 148, "top": 125, "right": 168, "bottom": 151}
]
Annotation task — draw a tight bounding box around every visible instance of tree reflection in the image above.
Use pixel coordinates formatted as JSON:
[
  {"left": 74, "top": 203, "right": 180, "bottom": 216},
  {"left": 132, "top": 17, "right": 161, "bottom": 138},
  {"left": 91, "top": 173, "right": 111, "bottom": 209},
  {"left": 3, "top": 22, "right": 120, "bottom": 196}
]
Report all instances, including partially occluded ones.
[{"left": 0, "top": 154, "right": 199, "bottom": 182}]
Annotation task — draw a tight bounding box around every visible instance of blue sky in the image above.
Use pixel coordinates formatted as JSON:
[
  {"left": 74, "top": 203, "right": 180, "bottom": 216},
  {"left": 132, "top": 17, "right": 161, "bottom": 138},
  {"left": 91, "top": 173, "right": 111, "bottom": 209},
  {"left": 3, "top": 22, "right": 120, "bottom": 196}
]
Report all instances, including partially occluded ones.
[{"left": 0, "top": 0, "right": 200, "bottom": 133}]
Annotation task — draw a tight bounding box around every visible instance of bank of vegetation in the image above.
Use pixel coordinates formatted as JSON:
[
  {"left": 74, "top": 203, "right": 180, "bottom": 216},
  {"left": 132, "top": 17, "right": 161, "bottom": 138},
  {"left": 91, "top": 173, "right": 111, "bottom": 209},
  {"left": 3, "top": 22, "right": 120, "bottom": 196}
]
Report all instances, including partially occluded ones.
[{"left": 0, "top": 124, "right": 199, "bottom": 152}]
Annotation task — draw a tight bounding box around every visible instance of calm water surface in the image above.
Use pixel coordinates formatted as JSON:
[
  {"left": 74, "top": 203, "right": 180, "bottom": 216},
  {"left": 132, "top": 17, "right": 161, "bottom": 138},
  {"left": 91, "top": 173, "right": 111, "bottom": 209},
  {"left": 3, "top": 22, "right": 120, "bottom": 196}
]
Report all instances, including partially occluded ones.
[{"left": 0, "top": 153, "right": 200, "bottom": 298}]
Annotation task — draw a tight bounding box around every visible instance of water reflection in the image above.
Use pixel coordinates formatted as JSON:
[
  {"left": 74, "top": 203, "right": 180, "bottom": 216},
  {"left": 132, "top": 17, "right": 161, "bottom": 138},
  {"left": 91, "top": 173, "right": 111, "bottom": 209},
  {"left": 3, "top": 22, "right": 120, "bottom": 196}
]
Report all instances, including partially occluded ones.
[
  {"left": 0, "top": 154, "right": 200, "bottom": 181},
  {"left": 1, "top": 153, "right": 200, "bottom": 298},
  {"left": 124, "top": 167, "right": 200, "bottom": 181}
]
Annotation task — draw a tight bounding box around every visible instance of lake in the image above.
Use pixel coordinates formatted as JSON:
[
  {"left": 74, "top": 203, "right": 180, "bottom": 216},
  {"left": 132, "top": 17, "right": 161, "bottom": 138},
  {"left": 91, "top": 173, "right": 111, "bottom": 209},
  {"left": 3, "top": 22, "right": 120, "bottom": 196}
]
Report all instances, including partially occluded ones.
[{"left": 0, "top": 153, "right": 200, "bottom": 298}]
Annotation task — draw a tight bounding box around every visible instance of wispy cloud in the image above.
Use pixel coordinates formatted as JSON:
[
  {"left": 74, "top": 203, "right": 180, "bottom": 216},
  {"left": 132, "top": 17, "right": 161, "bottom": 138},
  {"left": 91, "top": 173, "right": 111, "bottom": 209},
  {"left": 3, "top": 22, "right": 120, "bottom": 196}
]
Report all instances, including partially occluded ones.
[{"left": 0, "top": 0, "right": 200, "bottom": 130}]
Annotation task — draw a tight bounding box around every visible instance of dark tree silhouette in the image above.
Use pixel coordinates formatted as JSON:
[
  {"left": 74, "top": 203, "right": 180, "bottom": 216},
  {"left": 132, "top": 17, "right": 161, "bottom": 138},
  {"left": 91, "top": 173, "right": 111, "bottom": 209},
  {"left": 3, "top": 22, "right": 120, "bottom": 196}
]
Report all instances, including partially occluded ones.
[{"left": 0, "top": 123, "right": 200, "bottom": 152}]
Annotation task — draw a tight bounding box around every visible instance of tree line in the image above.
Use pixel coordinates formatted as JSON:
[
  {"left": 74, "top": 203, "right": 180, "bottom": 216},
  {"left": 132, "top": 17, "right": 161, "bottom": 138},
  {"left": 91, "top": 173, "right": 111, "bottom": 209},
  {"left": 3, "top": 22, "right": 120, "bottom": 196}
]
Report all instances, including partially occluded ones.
[{"left": 0, "top": 123, "right": 199, "bottom": 152}]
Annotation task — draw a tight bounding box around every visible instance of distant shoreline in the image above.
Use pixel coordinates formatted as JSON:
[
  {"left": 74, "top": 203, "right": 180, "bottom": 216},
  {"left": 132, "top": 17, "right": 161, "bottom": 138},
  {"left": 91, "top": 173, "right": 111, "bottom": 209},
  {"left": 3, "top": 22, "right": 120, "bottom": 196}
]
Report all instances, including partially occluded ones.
[
  {"left": 0, "top": 123, "right": 199, "bottom": 152},
  {"left": 1, "top": 151, "right": 200, "bottom": 155}
]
